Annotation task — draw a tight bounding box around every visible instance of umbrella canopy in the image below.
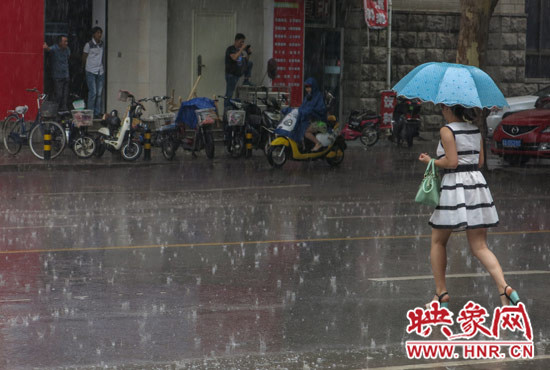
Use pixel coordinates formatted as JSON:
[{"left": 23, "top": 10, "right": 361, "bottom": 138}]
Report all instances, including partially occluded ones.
[{"left": 392, "top": 62, "right": 508, "bottom": 108}]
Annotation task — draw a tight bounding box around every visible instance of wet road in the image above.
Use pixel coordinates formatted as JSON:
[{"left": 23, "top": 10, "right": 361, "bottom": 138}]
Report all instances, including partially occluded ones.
[{"left": 0, "top": 138, "right": 549, "bottom": 369}]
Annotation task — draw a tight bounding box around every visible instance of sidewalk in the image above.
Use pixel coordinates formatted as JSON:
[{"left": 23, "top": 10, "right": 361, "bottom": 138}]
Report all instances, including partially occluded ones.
[{"left": 0, "top": 146, "right": 179, "bottom": 171}]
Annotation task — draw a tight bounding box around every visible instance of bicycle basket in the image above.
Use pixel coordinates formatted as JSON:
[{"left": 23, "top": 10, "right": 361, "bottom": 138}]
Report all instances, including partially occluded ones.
[
  {"left": 226, "top": 110, "right": 245, "bottom": 126},
  {"left": 150, "top": 113, "right": 175, "bottom": 130},
  {"left": 41, "top": 101, "right": 58, "bottom": 118},
  {"left": 71, "top": 109, "right": 93, "bottom": 127},
  {"left": 195, "top": 108, "right": 217, "bottom": 126}
]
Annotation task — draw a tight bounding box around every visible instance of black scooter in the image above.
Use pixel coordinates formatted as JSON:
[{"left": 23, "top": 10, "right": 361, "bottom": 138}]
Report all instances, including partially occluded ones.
[
  {"left": 244, "top": 97, "right": 282, "bottom": 156},
  {"left": 391, "top": 98, "right": 421, "bottom": 147}
]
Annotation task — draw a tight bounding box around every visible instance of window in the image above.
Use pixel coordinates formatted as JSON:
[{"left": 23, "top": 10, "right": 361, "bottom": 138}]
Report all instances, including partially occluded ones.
[
  {"left": 525, "top": 0, "right": 550, "bottom": 79},
  {"left": 305, "top": 0, "right": 334, "bottom": 27}
]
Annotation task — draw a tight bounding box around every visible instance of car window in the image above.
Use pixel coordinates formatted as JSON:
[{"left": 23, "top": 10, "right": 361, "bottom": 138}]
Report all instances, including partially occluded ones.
[{"left": 535, "top": 85, "right": 550, "bottom": 97}]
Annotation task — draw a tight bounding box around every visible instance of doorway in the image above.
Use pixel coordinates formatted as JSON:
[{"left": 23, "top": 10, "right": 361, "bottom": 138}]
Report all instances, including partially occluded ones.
[
  {"left": 304, "top": 27, "right": 343, "bottom": 118},
  {"left": 44, "top": 0, "right": 93, "bottom": 101},
  {"left": 192, "top": 11, "right": 236, "bottom": 98}
]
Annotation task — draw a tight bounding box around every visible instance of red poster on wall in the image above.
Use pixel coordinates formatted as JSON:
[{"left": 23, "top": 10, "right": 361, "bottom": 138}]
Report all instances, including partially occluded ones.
[
  {"left": 273, "top": 0, "right": 305, "bottom": 107},
  {"left": 379, "top": 90, "right": 396, "bottom": 129},
  {"left": 363, "top": 0, "right": 389, "bottom": 29}
]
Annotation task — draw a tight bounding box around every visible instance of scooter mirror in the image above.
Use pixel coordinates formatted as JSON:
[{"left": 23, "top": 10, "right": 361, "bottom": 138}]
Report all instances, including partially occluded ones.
[{"left": 267, "top": 58, "right": 277, "bottom": 79}]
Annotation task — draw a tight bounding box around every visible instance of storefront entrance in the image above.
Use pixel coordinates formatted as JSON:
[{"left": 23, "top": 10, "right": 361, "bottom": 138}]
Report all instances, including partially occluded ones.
[{"left": 44, "top": 0, "right": 106, "bottom": 110}]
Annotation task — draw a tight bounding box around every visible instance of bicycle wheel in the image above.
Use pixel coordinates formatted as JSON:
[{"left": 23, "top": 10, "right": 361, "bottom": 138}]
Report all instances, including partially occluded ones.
[
  {"left": 3, "top": 115, "right": 23, "bottom": 155},
  {"left": 29, "top": 121, "right": 66, "bottom": 159}
]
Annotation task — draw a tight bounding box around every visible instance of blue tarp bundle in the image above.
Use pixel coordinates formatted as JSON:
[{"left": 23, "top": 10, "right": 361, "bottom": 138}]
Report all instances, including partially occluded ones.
[{"left": 175, "top": 97, "right": 217, "bottom": 129}]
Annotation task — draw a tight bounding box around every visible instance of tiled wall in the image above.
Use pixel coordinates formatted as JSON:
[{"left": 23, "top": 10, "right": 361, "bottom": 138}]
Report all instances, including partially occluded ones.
[{"left": 341, "top": 0, "right": 542, "bottom": 130}]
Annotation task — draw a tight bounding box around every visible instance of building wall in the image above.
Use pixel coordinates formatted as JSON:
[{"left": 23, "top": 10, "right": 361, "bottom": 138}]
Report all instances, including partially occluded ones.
[
  {"left": 107, "top": 0, "right": 168, "bottom": 113},
  {"left": 167, "top": 0, "right": 266, "bottom": 101},
  {"left": 0, "top": 0, "right": 44, "bottom": 118},
  {"left": 342, "top": 0, "right": 542, "bottom": 130},
  {"left": 392, "top": 0, "right": 525, "bottom": 14}
]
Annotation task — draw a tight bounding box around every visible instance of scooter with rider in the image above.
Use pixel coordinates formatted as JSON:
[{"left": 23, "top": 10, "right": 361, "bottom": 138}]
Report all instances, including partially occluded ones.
[{"left": 266, "top": 77, "right": 346, "bottom": 168}]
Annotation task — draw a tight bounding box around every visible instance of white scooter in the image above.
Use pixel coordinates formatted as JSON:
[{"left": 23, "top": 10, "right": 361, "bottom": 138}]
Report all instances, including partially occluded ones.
[{"left": 95, "top": 90, "right": 143, "bottom": 161}]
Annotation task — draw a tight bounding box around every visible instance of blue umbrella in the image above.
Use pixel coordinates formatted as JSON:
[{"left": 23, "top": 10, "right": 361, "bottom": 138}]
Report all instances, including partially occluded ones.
[{"left": 392, "top": 62, "right": 508, "bottom": 108}]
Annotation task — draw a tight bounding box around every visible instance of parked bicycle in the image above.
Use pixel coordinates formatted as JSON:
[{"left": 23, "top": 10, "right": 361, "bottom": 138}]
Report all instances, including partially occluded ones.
[
  {"left": 2, "top": 88, "right": 66, "bottom": 159},
  {"left": 55, "top": 96, "right": 96, "bottom": 159}
]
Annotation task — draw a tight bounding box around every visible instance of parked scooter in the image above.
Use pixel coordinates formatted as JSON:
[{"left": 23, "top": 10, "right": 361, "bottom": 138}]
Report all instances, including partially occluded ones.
[
  {"left": 161, "top": 106, "right": 216, "bottom": 160},
  {"left": 266, "top": 110, "right": 346, "bottom": 168},
  {"left": 390, "top": 97, "right": 421, "bottom": 147},
  {"left": 240, "top": 96, "right": 282, "bottom": 157},
  {"left": 342, "top": 110, "right": 381, "bottom": 147},
  {"left": 220, "top": 96, "right": 248, "bottom": 158},
  {"left": 95, "top": 90, "right": 143, "bottom": 161}
]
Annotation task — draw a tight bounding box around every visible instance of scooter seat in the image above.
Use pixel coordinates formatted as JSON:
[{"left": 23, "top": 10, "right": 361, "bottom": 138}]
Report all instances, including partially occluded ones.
[{"left": 364, "top": 114, "right": 380, "bottom": 120}]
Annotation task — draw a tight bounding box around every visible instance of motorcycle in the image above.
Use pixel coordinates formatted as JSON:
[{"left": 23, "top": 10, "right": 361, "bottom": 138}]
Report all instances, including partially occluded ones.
[
  {"left": 95, "top": 90, "right": 144, "bottom": 161},
  {"left": 342, "top": 110, "right": 380, "bottom": 147},
  {"left": 266, "top": 109, "right": 346, "bottom": 168},
  {"left": 390, "top": 97, "right": 421, "bottom": 147}
]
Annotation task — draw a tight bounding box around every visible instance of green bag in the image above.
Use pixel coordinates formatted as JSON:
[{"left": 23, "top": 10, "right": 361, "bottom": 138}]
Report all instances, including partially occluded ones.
[{"left": 415, "top": 159, "right": 441, "bottom": 207}]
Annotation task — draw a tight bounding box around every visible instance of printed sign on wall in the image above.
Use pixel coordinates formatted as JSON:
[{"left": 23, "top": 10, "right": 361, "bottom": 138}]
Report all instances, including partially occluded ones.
[
  {"left": 364, "top": 0, "right": 389, "bottom": 29},
  {"left": 273, "top": 0, "right": 305, "bottom": 107},
  {"left": 380, "top": 90, "right": 396, "bottom": 129}
]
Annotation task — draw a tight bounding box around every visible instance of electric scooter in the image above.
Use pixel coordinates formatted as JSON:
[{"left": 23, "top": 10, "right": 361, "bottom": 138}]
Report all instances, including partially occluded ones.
[
  {"left": 95, "top": 90, "right": 143, "bottom": 161},
  {"left": 266, "top": 110, "right": 346, "bottom": 168}
]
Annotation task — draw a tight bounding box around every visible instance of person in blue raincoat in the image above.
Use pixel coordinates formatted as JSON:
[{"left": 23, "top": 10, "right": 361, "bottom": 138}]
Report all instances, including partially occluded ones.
[
  {"left": 302, "top": 78, "right": 328, "bottom": 151},
  {"left": 282, "top": 77, "right": 327, "bottom": 150}
]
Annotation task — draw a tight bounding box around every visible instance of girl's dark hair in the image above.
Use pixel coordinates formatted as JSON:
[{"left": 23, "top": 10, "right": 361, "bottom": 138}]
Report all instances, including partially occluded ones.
[
  {"left": 450, "top": 105, "right": 476, "bottom": 123},
  {"left": 92, "top": 26, "right": 103, "bottom": 34},
  {"left": 235, "top": 33, "right": 246, "bottom": 41}
]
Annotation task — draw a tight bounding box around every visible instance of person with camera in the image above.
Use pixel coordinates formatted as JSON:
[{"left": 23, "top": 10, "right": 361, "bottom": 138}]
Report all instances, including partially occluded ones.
[{"left": 224, "top": 33, "right": 253, "bottom": 109}]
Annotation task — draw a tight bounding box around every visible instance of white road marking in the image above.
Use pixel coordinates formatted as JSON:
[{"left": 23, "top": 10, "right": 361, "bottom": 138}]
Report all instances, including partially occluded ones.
[
  {"left": 25, "top": 183, "right": 311, "bottom": 196},
  {"left": 366, "top": 354, "right": 550, "bottom": 370},
  {"left": 0, "top": 224, "right": 78, "bottom": 230},
  {"left": 0, "top": 299, "right": 32, "bottom": 303},
  {"left": 326, "top": 214, "right": 431, "bottom": 219},
  {"left": 369, "top": 270, "right": 550, "bottom": 282}
]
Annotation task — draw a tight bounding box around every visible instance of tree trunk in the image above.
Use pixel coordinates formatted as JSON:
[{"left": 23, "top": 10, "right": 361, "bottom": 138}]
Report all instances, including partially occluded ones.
[
  {"left": 456, "top": 0, "right": 499, "bottom": 68},
  {"left": 457, "top": 0, "right": 499, "bottom": 170}
]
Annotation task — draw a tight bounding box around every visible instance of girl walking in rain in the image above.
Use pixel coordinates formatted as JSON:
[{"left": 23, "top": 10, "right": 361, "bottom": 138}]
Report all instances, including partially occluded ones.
[
  {"left": 418, "top": 104, "right": 520, "bottom": 308},
  {"left": 393, "top": 62, "right": 521, "bottom": 309}
]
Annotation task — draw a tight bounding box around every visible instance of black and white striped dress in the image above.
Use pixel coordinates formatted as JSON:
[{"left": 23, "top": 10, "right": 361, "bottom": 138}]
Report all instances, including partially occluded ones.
[{"left": 429, "top": 121, "right": 499, "bottom": 231}]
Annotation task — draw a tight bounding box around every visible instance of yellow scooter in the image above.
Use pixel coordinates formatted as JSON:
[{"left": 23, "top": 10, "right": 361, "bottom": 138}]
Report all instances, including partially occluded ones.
[{"left": 266, "top": 114, "right": 346, "bottom": 168}]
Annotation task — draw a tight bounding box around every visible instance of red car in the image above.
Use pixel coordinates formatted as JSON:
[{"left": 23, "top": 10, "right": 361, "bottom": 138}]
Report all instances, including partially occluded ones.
[{"left": 491, "top": 96, "right": 550, "bottom": 164}]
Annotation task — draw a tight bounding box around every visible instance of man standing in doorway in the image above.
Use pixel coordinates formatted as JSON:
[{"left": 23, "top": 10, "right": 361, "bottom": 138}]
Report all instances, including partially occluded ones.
[
  {"left": 44, "top": 35, "right": 70, "bottom": 112},
  {"left": 224, "top": 33, "right": 253, "bottom": 109},
  {"left": 82, "top": 27, "right": 105, "bottom": 118}
]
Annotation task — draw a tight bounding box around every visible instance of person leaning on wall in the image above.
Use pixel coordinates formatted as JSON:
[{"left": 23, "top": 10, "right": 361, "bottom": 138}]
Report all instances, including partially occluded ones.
[{"left": 44, "top": 35, "right": 70, "bottom": 112}]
